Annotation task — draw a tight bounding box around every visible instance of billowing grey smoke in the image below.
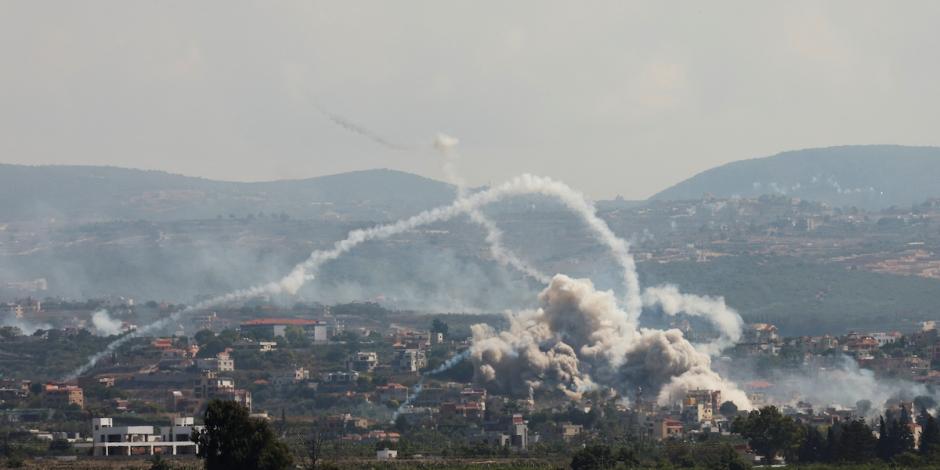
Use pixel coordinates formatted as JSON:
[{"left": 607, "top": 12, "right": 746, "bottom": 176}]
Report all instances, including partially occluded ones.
[
  {"left": 91, "top": 309, "right": 123, "bottom": 336},
  {"left": 470, "top": 275, "right": 751, "bottom": 407},
  {"left": 642, "top": 285, "right": 743, "bottom": 354}
]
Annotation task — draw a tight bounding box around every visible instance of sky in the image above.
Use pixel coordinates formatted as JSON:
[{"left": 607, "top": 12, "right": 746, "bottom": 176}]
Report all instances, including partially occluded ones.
[{"left": 1, "top": 1, "right": 939, "bottom": 199}]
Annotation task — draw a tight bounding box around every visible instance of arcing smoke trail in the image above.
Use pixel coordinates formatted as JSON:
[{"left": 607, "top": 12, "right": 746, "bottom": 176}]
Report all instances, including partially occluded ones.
[
  {"left": 435, "top": 134, "right": 550, "bottom": 284},
  {"left": 67, "top": 173, "right": 641, "bottom": 380},
  {"left": 68, "top": 170, "right": 746, "bottom": 410}
]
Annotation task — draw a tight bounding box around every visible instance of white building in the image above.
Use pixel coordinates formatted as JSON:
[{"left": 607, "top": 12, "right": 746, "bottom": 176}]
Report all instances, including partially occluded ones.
[
  {"left": 92, "top": 417, "right": 202, "bottom": 456},
  {"left": 377, "top": 448, "right": 398, "bottom": 460}
]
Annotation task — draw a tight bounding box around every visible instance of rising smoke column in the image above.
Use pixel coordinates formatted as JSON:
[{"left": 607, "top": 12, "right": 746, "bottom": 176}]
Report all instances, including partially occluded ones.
[{"left": 469, "top": 274, "right": 752, "bottom": 407}]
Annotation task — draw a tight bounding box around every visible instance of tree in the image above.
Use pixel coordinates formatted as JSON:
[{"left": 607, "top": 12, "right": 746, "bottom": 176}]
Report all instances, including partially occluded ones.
[
  {"left": 798, "top": 424, "right": 826, "bottom": 463},
  {"left": 285, "top": 326, "right": 310, "bottom": 347},
  {"left": 719, "top": 400, "right": 739, "bottom": 419},
  {"left": 838, "top": 419, "right": 877, "bottom": 463},
  {"left": 431, "top": 319, "right": 449, "bottom": 339},
  {"left": 48, "top": 438, "right": 71, "bottom": 455},
  {"left": 149, "top": 455, "right": 174, "bottom": 470},
  {"left": 193, "top": 329, "right": 215, "bottom": 346},
  {"left": 732, "top": 406, "right": 803, "bottom": 463},
  {"left": 570, "top": 444, "right": 616, "bottom": 470},
  {"left": 304, "top": 426, "right": 325, "bottom": 470},
  {"left": 192, "top": 400, "right": 293, "bottom": 470},
  {"left": 920, "top": 407, "right": 940, "bottom": 459}
]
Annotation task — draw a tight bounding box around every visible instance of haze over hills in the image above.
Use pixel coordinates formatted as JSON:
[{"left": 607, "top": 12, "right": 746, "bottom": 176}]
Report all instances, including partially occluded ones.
[
  {"left": 0, "top": 165, "right": 456, "bottom": 222},
  {"left": 652, "top": 145, "right": 940, "bottom": 210}
]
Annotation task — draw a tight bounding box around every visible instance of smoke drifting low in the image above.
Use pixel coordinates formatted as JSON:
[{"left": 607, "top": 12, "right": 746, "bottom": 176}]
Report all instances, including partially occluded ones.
[
  {"left": 91, "top": 309, "right": 123, "bottom": 336},
  {"left": 470, "top": 275, "right": 751, "bottom": 407}
]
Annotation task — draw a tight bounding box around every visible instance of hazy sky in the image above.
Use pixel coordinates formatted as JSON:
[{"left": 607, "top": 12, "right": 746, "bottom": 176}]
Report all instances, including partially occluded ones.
[{"left": 2, "top": 1, "right": 939, "bottom": 199}]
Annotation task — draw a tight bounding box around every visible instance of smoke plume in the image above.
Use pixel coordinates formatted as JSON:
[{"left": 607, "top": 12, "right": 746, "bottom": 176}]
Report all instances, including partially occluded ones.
[
  {"left": 91, "top": 309, "right": 123, "bottom": 336},
  {"left": 469, "top": 275, "right": 751, "bottom": 407},
  {"left": 641, "top": 285, "right": 743, "bottom": 355}
]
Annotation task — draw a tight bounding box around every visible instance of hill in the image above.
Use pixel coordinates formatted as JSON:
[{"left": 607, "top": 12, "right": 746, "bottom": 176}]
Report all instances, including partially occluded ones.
[
  {"left": 0, "top": 165, "right": 456, "bottom": 222},
  {"left": 651, "top": 145, "right": 940, "bottom": 210}
]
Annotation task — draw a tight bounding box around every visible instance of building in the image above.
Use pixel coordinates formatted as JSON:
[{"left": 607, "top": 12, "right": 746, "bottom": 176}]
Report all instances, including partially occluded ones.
[
  {"left": 377, "top": 448, "right": 398, "bottom": 460},
  {"left": 376, "top": 383, "right": 409, "bottom": 404},
  {"left": 560, "top": 423, "right": 583, "bottom": 441},
  {"left": 240, "top": 318, "right": 331, "bottom": 342},
  {"left": 322, "top": 371, "right": 360, "bottom": 384},
  {"left": 92, "top": 417, "right": 201, "bottom": 456},
  {"left": 654, "top": 419, "right": 684, "bottom": 440},
  {"left": 193, "top": 371, "right": 251, "bottom": 411},
  {"left": 397, "top": 349, "right": 427, "bottom": 373},
  {"left": 347, "top": 352, "right": 379, "bottom": 372},
  {"left": 196, "top": 352, "right": 235, "bottom": 372},
  {"left": 273, "top": 368, "right": 310, "bottom": 387},
  {"left": 510, "top": 414, "right": 528, "bottom": 450},
  {"left": 42, "top": 383, "right": 84, "bottom": 410}
]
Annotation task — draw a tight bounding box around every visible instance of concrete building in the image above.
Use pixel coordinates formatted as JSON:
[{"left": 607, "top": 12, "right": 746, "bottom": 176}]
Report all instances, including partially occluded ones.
[
  {"left": 92, "top": 417, "right": 201, "bottom": 456},
  {"left": 397, "top": 349, "right": 427, "bottom": 373},
  {"left": 376, "top": 448, "right": 398, "bottom": 460},
  {"left": 42, "top": 383, "right": 84, "bottom": 410},
  {"left": 196, "top": 352, "right": 235, "bottom": 372},
  {"left": 193, "top": 371, "right": 251, "bottom": 411},
  {"left": 240, "top": 318, "right": 330, "bottom": 342},
  {"left": 347, "top": 352, "right": 379, "bottom": 372}
]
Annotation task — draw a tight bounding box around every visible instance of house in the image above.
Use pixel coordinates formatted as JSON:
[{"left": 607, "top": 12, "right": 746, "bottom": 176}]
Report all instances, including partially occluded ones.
[
  {"left": 196, "top": 352, "right": 235, "bottom": 372},
  {"left": 654, "top": 419, "right": 684, "bottom": 440},
  {"left": 376, "top": 383, "right": 409, "bottom": 403},
  {"left": 347, "top": 352, "right": 379, "bottom": 372},
  {"left": 193, "top": 371, "right": 251, "bottom": 411},
  {"left": 560, "top": 423, "right": 583, "bottom": 441},
  {"left": 322, "top": 371, "right": 359, "bottom": 384},
  {"left": 397, "top": 349, "right": 427, "bottom": 373},
  {"left": 377, "top": 448, "right": 397, "bottom": 460},
  {"left": 92, "top": 417, "right": 201, "bottom": 456},
  {"left": 42, "top": 383, "right": 84, "bottom": 410},
  {"left": 273, "top": 368, "right": 310, "bottom": 387}
]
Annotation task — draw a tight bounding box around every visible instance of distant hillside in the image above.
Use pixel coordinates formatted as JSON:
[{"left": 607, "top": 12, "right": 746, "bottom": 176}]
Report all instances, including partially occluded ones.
[
  {"left": 0, "top": 165, "right": 455, "bottom": 222},
  {"left": 651, "top": 145, "right": 940, "bottom": 209}
]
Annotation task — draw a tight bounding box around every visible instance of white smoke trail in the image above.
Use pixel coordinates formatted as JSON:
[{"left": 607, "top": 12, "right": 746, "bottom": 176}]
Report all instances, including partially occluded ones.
[
  {"left": 436, "top": 133, "right": 550, "bottom": 284},
  {"left": 315, "top": 104, "right": 411, "bottom": 151},
  {"left": 66, "top": 173, "right": 640, "bottom": 380},
  {"left": 641, "top": 286, "right": 744, "bottom": 355},
  {"left": 391, "top": 349, "right": 471, "bottom": 423}
]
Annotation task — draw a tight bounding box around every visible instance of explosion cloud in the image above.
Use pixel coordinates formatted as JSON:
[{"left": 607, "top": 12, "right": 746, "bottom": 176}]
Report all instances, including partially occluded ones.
[{"left": 469, "top": 274, "right": 751, "bottom": 407}]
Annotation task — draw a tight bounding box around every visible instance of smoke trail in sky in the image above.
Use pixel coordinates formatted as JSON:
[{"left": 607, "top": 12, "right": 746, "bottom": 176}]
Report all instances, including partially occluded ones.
[
  {"left": 436, "top": 133, "right": 550, "bottom": 284},
  {"left": 315, "top": 104, "right": 410, "bottom": 151},
  {"left": 66, "top": 173, "right": 642, "bottom": 380},
  {"left": 391, "top": 349, "right": 471, "bottom": 423}
]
